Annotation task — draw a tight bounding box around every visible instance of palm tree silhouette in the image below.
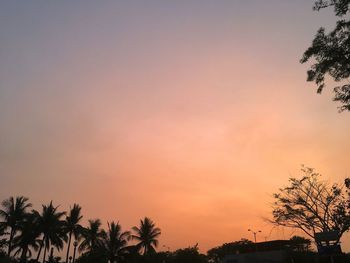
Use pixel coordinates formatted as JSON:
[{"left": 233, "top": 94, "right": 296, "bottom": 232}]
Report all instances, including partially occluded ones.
[
  {"left": 0, "top": 196, "right": 32, "bottom": 256},
  {"left": 33, "top": 201, "right": 67, "bottom": 263},
  {"left": 131, "top": 217, "right": 161, "bottom": 255},
  {"left": 13, "top": 213, "right": 41, "bottom": 263},
  {"left": 0, "top": 223, "right": 8, "bottom": 252},
  {"left": 64, "top": 204, "right": 83, "bottom": 263},
  {"left": 79, "top": 219, "right": 104, "bottom": 255},
  {"left": 102, "top": 221, "right": 130, "bottom": 263}
]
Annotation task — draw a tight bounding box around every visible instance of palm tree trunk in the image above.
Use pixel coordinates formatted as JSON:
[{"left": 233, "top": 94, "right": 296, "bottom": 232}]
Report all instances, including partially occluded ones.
[
  {"left": 20, "top": 247, "right": 28, "bottom": 263},
  {"left": 43, "top": 245, "right": 47, "bottom": 263},
  {"left": 72, "top": 243, "right": 77, "bottom": 263},
  {"left": 66, "top": 231, "right": 72, "bottom": 263},
  {"left": 7, "top": 228, "right": 15, "bottom": 256},
  {"left": 36, "top": 237, "right": 44, "bottom": 261}
]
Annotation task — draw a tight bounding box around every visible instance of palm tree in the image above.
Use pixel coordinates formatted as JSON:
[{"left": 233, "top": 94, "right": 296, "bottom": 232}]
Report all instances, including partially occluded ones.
[
  {"left": 33, "top": 201, "right": 67, "bottom": 263},
  {"left": 12, "top": 213, "right": 41, "bottom": 263},
  {"left": 0, "top": 223, "right": 7, "bottom": 252},
  {"left": 0, "top": 196, "right": 32, "bottom": 256},
  {"left": 64, "top": 204, "right": 83, "bottom": 263},
  {"left": 79, "top": 219, "right": 104, "bottom": 255},
  {"left": 131, "top": 217, "right": 161, "bottom": 255},
  {"left": 102, "top": 221, "right": 130, "bottom": 263}
]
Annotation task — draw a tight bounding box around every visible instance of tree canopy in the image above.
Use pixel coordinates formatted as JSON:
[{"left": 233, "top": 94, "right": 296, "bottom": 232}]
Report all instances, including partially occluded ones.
[
  {"left": 131, "top": 217, "right": 161, "bottom": 256},
  {"left": 271, "top": 166, "right": 350, "bottom": 244},
  {"left": 301, "top": 0, "right": 350, "bottom": 111}
]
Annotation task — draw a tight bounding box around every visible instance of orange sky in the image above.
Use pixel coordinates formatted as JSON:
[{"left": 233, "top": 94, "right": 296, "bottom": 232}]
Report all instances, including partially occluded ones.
[{"left": 0, "top": 0, "right": 349, "bottom": 254}]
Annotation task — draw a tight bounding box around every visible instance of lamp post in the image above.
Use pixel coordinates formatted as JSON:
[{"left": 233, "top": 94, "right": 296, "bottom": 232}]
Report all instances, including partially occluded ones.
[
  {"left": 72, "top": 241, "right": 78, "bottom": 263},
  {"left": 248, "top": 229, "right": 261, "bottom": 243}
]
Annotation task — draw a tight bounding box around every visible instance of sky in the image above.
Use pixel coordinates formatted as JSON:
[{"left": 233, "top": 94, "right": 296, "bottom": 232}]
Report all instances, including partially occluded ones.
[{"left": 0, "top": 0, "right": 350, "bottom": 254}]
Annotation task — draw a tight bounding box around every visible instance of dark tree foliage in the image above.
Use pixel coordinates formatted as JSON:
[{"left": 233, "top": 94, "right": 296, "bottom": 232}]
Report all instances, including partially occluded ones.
[
  {"left": 32, "top": 202, "right": 67, "bottom": 262},
  {"left": 0, "top": 197, "right": 32, "bottom": 257},
  {"left": 127, "top": 251, "right": 171, "bottom": 263},
  {"left": 131, "top": 217, "right": 161, "bottom": 256},
  {"left": 207, "top": 239, "right": 253, "bottom": 263},
  {"left": 271, "top": 166, "right": 350, "bottom": 243},
  {"left": 12, "top": 213, "right": 40, "bottom": 262},
  {"left": 0, "top": 225, "right": 7, "bottom": 253},
  {"left": 75, "top": 250, "right": 108, "bottom": 263},
  {"left": 101, "top": 221, "right": 130, "bottom": 263},
  {"left": 169, "top": 245, "right": 207, "bottom": 263},
  {"left": 64, "top": 204, "right": 83, "bottom": 263},
  {"left": 78, "top": 219, "right": 105, "bottom": 255},
  {"left": 301, "top": 0, "right": 350, "bottom": 111}
]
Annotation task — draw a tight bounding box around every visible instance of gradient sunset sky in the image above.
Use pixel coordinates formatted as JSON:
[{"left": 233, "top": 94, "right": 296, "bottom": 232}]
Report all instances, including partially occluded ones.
[{"left": 1, "top": 0, "right": 350, "bottom": 253}]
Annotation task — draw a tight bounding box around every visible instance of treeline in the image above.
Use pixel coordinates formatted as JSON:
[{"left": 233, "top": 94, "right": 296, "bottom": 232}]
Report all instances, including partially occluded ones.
[
  {"left": 1, "top": 196, "right": 349, "bottom": 263},
  {"left": 0, "top": 196, "right": 214, "bottom": 263},
  {"left": 0, "top": 196, "right": 167, "bottom": 263}
]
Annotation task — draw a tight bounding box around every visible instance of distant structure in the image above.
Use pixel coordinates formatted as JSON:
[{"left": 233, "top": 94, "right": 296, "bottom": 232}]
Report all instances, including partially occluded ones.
[
  {"left": 315, "top": 231, "right": 342, "bottom": 255},
  {"left": 220, "top": 236, "right": 344, "bottom": 263},
  {"left": 221, "top": 240, "right": 304, "bottom": 263}
]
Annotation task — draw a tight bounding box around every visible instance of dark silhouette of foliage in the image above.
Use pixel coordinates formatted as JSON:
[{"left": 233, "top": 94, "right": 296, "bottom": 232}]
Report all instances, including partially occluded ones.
[
  {"left": 0, "top": 196, "right": 32, "bottom": 257},
  {"left": 0, "top": 253, "right": 16, "bottom": 263},
  {"left": 75, "top": 250, "right": 107, "bottom": 263},
  {"left": 207, "top": 239, "right": 254, "bottom": 263},
  {"left": 64, "top": 204, "right": 83, "bottom": 263},
  {"left": 0, "top": 225, "right": 7, "bottom": 253},
  {"left": 4, "top": 195, "right": 346, "bottom": 263},
  {"left": 101, "top": 221, "right": 130, "bottom": 263},
  {"left": 143, "top": 251, "right": 171, "bottom": 263},
  {"left": 271, "top": 166, "right": 350, "bottom": 245},
  {"left": 131, "top": 217, "right": 161, "bottom": 255},
  {"left": 169, "top": 245, "right": 207, "bottom": 263},
  {"left": 12, "top": 213, "right": 40, "bottom": 263},
  {"left": 120, "top": 245, "right": 143, "bottom": 263},
  {"left": 301, "top": 0, "right": 350, "bottom": 111},
  {"left": 33, "top": 202, "right": 67, "bottom": 263},
  {"left": 78, "top": 219, "right": 104, "bottom": 255}
]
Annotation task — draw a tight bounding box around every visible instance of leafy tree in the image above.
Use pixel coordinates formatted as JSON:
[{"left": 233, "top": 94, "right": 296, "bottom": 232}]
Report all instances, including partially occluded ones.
[
  {"left": 101, "top": 221, "right": 130, "bottom": 263},
  {"left": 169, "top": 245, "right": 207, "bottom": 263},
  {"left": 131, "top": 217, "right": 161, "bottom": 255},
  {"left": 33, "top": 202, "right": 67, "bottom": 263},
  {"left": 12, "top": 213, "right": 41, "bottom": 263},
  {"left": 64, "top": 204, "right": 83, "bottom": 263},
  {"left": 78, "top": 219, "right": 104, "bottom": 255},
  {"left": 301, "top": 0, "right": 350, "bottom": 111},
  {"left": 121, "top": 245, "right": 143, "bottom": 263},
  {"left": 143, "top": 251, "right": 171, "bottom": 263},
  {"left": 207, "top": 239, "right": 253, "bottom": 263},
  {"left": 0, "top": 196, "right": 32, "bottom": 257},
  {"left": 271, "top": 166, "right": 350, "bottom": 246}
]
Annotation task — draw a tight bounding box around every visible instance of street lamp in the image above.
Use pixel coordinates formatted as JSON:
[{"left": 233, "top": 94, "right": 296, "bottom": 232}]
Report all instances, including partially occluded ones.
[{"left": 248, "top": 229, "right": 261, "bottom": 243}]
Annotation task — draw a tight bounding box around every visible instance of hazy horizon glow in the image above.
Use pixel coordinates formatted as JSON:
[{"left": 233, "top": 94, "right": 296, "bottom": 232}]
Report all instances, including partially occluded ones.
[{"left": 1, "top": 0, "right": 349, "bottom": 253}]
